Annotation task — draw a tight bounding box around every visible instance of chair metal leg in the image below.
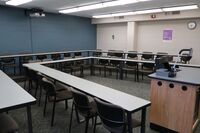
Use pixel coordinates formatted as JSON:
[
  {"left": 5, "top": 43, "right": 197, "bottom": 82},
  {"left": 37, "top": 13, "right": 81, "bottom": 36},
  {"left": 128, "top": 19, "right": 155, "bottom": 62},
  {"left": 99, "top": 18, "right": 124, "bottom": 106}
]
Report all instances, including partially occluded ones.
[
  {"left": 51, "top": 98, "right": 56, "bottom": 127},
  {"left": 85, "top": 118, "right": 89, "bottom": 133},
  {"left": 34, "top": 82, "right": 38, "bottom": 98},
  {"left": 43, "top": 94, "right": 48, "bottom": 117},
  {"left": 24, "top": 79, "right": 27, "bottom": 89},
  {"left": 104, "top": 67, "right": 106, "bottom": 77},
  {"left": 65, "top": 100, "right": 68, "bottom": 110},
  {"left": 69, "top": 103, "right": 74, "bottom": 133},
  {"left": 14, "top": 67, "right": 16, "bottom": 75},
  {"left": 93, "top": 116, "right": 97, "bottom": 133},
  {"left": 38, "top": 86, "right": 42, "bottom": 106}
]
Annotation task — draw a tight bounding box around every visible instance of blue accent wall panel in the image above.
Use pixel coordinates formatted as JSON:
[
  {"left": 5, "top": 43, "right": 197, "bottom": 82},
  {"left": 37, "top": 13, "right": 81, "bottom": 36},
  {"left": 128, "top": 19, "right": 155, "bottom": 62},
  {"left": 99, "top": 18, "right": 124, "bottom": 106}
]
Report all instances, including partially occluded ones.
[
  {"left": 31, "top": 13, "right": 96, "bottom": 52},
  {"left": 0, "top": 6, "right": 96, "bottom": 55},
  {"left": 0, "top": 6, "right": 32, "bottom": 54}
]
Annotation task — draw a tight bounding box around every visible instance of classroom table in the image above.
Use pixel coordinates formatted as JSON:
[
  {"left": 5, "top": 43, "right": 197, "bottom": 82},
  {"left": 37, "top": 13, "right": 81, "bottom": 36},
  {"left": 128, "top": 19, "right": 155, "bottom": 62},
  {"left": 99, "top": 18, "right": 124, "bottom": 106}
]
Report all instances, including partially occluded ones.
[
  {"left": 36, "top": 56, "right": 200, "bottom": 80},
  {"left": 0, "top": 70, "right": 36, "bottom": 133},
  {"left": 24, "top": 62, "right": 151, "bottom": 133},
  {"left": 0, "top": 50, "right": 96, "bottom": 75}
]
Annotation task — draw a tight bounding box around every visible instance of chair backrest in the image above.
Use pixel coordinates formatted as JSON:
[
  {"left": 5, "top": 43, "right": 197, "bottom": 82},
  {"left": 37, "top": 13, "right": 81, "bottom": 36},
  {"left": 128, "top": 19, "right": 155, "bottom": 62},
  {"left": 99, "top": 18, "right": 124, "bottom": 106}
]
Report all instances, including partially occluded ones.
[
  {"left": 0, "top": 114, "right": 19, "bottom": 133},
  {"left": 22, "top": 56, "right": 33, "bottom": 63},
  {"left": 1, "top": 57, "right": 15, "bottom": 63},
  {"left": 74, "top": 52, "right": 82, "bottom": 57},
  {"left": 71, "top": 89, "right": 91, "bottom": 117},
  {"left": 28, "top": 69, "right": 38, "bottom": 81},
  {"left": 107, "top": 50, "right": 116, "bottom": 57},
  {"left": 115, "top": 52, "right": 124, "bottom": 58},
  {"left": 51, "top": 54, "right": 61, "bottom": 60},
  {"left": 36, "top": 55, "right": 47, "bottom": 60},
  {"left": 156, "top": 52, "right": 168, "bottom": 58},
  {"left": 179, "top": 48, "right": 193, "bottom": 63},
  {"left": 142, "top": 63, "right": 154, "bottom": 70},
  {"left": 99, "top": 59, "right": 109, "bottom": 65},
  {"left": 127, "top": 51, "right": 138, "bottom": 59},
  {"left": 64, "top": 53, "right": 71, "bottom": 58},
  {"left": 110, "top": 60, "right": 120, "bottom": 66},
  {"left": 41, "top": 77, "right": 56, "bottom": 95},
  {"left": 93, "top": 50, "right": 102, "bottom": 57},
  {"left": 126, "top": 61, "right": 137, "bottom": 67},
  {"left": 94, "top": 98, "right": 126, "bottom": 133},
  {"left": 141, "top": 52, "right": 154, "bottom": 60}
]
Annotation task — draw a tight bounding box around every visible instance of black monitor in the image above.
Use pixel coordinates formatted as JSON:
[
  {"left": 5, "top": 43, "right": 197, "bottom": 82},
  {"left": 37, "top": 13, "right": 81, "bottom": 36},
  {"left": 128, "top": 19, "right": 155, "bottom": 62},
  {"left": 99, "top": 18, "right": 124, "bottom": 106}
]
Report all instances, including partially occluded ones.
[{"left": 155, "top": 56, "right": 171, "bottom": 71}]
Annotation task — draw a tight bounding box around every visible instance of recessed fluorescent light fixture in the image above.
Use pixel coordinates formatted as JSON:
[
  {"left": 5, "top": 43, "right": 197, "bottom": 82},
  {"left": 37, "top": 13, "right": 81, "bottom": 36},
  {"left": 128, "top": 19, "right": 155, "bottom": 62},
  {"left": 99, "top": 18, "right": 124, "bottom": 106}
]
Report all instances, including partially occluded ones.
[
  {"left": 135, "top": 9, "right": 162, "bottom": 14},
  {"left": 59, "top": 0, "right": 151, "bottom": 14},
  {"left": 93, "top": 9, "right": 162, "bottom": 18},
  {"left": 93, "top": 11, "right": 136, "bottom": 18},
  {"left": 6, "top": 0, "right": 32, "bottom": 6},
  {"left": 162, "top": 5, "right": 198, "bottom": 12}
]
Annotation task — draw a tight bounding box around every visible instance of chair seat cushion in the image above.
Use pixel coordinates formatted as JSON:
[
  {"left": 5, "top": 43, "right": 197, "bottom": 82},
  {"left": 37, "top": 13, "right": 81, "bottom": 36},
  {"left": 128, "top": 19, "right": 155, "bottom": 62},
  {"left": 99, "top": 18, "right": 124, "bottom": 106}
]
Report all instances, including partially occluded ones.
[
  {"left": 93, "top": 64, "right": 105, "bottom": 68},
  {"left": 2, "top": 63, "right": 17, "bottom": 67},
  {"left": 49, "top": 89, "right": 72, "bottom": 102},
  {"left": 0, "top": 114, "right": 18, "bottom": 133}
]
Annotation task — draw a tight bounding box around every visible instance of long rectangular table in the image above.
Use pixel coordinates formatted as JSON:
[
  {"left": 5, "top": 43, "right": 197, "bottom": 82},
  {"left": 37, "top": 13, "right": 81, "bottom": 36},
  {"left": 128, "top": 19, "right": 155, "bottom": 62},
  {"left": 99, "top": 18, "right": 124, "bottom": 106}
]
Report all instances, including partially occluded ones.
[
  {"left": 0, "top": 70, "right": 36, "bottom": 133},
  {"left": 24, "top": 62, "right": 151, "bottom": 133}
]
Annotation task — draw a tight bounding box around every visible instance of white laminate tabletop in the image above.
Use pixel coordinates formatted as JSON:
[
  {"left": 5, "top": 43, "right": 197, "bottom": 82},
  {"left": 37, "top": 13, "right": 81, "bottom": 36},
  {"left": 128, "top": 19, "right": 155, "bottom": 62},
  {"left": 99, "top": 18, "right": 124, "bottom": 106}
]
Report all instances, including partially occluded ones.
[
  {"left": 24, "top": 63, "right": 150, "bottom": 112},
  {"left": 0, "top": 71, "right": 36, "bottom": 110},
  {"left": 0, "top": 50, "right": 96, "bottom": 58},
  {"left": 39, "top": 57, "right": 92, "bottom": 64},
  {"left": 31, "top": 56, "right": 200, "bottom": 68}
]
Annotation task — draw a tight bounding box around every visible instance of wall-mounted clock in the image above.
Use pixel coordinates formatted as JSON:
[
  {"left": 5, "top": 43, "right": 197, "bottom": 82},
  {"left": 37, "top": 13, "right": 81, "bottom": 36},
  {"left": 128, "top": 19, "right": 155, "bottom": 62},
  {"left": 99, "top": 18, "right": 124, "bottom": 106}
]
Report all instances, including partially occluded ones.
[{"left": 187, "top": 21, "right": 197, "bottom": 30}]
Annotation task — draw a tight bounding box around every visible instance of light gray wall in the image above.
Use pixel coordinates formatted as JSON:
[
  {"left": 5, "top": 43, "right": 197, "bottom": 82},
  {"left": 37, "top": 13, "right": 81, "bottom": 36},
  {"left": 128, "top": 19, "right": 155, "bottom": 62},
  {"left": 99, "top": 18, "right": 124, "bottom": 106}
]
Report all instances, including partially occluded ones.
[
  {"left": 97, "top": 23, "right": 127, "bottom": 51},
  {"left": 137, "top": 19, "right": 200, "bottom": 64}
]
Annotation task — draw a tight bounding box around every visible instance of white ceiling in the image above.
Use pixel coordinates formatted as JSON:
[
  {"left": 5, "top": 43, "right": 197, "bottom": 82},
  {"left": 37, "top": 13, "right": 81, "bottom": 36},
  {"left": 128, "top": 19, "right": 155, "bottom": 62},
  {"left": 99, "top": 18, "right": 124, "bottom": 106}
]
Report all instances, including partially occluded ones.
[{"left": 0, "top": 0, "right": 200, "bottom": 17}]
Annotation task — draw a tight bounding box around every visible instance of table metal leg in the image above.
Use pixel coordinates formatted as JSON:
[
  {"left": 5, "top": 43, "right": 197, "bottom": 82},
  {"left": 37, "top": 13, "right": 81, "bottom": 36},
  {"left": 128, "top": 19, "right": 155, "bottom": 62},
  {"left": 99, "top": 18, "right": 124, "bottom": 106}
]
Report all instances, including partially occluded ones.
[
  {"left": 27, "top": 105, "right": 33, "bottom": 133},
  {"left": 119, "top": 61, "right": 124, "bottom": 80},
  {"left": 141, "top": 108, "right": 147, "bottom": 133},
  {"left": 127, "top": 112, "right": 132, "bottom": 133}
]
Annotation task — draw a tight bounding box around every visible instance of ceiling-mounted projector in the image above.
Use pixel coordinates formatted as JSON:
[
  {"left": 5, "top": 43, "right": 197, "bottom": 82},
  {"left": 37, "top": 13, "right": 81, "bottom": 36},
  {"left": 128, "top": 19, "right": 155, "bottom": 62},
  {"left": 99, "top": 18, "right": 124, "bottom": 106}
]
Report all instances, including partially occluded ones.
[{"left": 25, "top": 8, "right": 46, "bottom": 17}]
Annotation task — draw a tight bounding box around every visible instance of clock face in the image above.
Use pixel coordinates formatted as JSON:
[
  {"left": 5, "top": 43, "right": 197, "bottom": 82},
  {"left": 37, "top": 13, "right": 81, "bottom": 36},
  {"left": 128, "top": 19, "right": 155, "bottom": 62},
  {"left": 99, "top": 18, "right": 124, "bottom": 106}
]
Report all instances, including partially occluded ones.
[{"left": 187, "top": 21, "right": 197, "bottom": 30}]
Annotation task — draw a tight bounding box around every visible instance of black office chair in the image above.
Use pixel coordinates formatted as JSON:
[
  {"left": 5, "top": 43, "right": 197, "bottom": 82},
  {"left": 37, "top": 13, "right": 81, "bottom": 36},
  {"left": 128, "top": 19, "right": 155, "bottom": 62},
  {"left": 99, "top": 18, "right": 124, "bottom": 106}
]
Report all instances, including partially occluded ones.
[
  {"left": 64, "top": 53, "right": 71, "bottom": 58},
  {"left": 156, "top": 52, "right": 168, "bottom": 58},
  {"left": 179, "top": 48, "right": 193, "bottom": 64},
  {"left": 36, "top": 55, "right": 47, "bottom": 61},
  {"left": 93, "top": 59, "right": 109, "bottom": 76},
  {"left": 107, "top": 50, "right": 116, "bottom": 57},
  {"left": 26, "top": 69, "right": 39, "bottom": 97},
  {"left": 122, "top": 52, "right": 138, "bottom": 81},
  {"left": 93, "top": 50, "right": 102, "bottom": 57},
  {"left": 141, "top": 52, "right": 154, "bottom": 60},
  {"left": 94, "top": 98, "right": 141, "bottom": 133},
  {"left": 19, "top": 55, "right": 33, "bottom": 74},
  {"left": 1, "top": 57, "right": 17, "bottom": 75},
  {"left": 74, "top": 52, "right": 82, "bottom": 57},
  {"left": 127, "top": 51, "right": 138, "bottom": 59},
  {"left": 138, "top": 63, "right": 154, "bottom": 81},
  {"left": 114, "top": 51, "right": 124, "bottom": 58},
  {"left": 51, "top": 54, "right": 61, "bottom": 60},
  {"left": 106, "top": 60, "right": 121, "bottom": 79},
  {"left": 51, "top": 54, "right": 61, "bottom": 69},
  {"left": 0, "top": 114, "right": 19, "bottom": 133},
  {"left": 69, "top": 89, "right": 97, "bottom": 133},
  {"left": 41, "top": 77, "right": 73, "bottom": 126}
]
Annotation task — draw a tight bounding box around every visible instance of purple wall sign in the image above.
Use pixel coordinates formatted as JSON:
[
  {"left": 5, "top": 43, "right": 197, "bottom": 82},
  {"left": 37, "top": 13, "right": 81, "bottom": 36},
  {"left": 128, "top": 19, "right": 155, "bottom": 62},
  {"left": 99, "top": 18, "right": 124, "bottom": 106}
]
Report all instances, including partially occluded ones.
[{"left": 163, "top": 30, "right": 173, "bottom": 41}]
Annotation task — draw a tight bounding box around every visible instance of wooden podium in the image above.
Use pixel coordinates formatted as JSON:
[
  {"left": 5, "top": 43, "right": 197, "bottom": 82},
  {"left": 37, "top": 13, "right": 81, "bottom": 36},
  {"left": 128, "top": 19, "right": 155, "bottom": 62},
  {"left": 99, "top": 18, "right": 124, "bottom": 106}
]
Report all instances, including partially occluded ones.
[{"left": 149, "top": 67, "right": 200, "bottom": 133}]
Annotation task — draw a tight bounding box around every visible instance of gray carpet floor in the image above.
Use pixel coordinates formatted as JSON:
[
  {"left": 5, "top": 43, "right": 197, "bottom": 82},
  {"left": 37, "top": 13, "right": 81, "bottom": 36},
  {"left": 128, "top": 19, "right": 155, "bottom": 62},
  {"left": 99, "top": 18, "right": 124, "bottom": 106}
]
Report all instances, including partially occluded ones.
[{"left": 8, "top": 72, "right": 200, "bottom": 133}]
